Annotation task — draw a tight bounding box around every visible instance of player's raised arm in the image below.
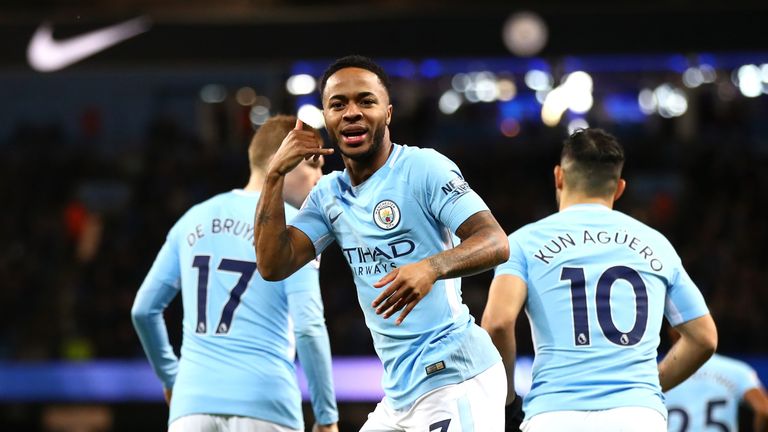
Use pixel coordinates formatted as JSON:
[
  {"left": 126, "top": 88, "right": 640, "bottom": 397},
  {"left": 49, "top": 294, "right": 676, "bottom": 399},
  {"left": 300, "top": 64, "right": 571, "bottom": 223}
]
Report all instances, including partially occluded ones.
[
  {"left": 254, "top": 119, "right": 334, "bottom": 281},
  {"left": 373, "top": 210, "right": 509, "bottom": 324},
  {"left": 659, "top": 314, "right": 718, "bottom": 391}
]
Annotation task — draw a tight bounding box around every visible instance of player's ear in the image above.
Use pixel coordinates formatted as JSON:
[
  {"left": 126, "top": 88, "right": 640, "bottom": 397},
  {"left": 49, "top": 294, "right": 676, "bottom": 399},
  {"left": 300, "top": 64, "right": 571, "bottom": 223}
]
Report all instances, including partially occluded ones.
[
  {"left": 386, "top": 104, "right": 392, "bottom": 125},
  {"left": 554, "top": 165, "right": 564, "bottom": 190},
  {"left": 613, "top": 178, "right": 626, "bottom": 201}
]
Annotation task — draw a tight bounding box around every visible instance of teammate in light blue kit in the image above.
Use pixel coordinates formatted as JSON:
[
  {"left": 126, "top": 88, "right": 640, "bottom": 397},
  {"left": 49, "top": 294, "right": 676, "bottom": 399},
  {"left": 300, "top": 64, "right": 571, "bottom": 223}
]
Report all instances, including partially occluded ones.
[
  {"left": 482, "top": 128, "right": 718, "bottom": 432},
  {"left": 132, "top": 116, "right": 338, "bottom": 432},
  {"left": 665, "top": 328, "right": 768, "bottom": 432},
  {"left": 254, "top": 56, "right": 510, "bottom": 431}
]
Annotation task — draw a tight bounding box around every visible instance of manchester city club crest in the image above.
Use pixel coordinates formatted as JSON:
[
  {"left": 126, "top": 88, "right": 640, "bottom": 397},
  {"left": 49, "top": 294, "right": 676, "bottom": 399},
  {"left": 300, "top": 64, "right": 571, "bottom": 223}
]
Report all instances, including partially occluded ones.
[{"left": 373, "top": 199, "right": 401, "bottom": 230}]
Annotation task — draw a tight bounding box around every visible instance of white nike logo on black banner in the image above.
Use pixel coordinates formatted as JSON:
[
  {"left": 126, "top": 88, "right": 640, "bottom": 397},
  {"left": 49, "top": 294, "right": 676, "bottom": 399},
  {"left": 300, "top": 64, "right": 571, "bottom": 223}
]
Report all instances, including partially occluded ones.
[{"left": 27, "top": 16, "right": 151, "bottom": 72}]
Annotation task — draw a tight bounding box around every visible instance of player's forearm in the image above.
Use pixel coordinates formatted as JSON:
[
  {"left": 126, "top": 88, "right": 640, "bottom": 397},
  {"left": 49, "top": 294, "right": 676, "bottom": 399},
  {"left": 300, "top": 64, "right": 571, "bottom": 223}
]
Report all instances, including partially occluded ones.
[
  {"left": 428, "top": 218, "right": 508, "bottom": 280},
  {"left": 659, "top": 315, "right": 717, "bottom": 391},
  {"left": 131, "top": 305, "right": 179, "bottom": 388},
  {"left": 295, "top": 331, "right": 339, "bottom": 425},
  {"left": 658, "top": 335, "right": 715, "bottom": 392},
  {"left": 483, "top": 321, "right": 517, "bottom": 404},
  {"left": 253, "top": 173, "right": 293, "bottom": 280},
  {"left": 131, "top": 280, "right": 180, "bottom": 388}
]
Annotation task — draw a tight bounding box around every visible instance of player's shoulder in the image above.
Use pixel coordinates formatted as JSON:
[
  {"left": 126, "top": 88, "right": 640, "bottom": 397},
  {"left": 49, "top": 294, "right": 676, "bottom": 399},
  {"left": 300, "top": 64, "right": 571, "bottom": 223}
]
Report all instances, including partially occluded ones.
[
  {"left": 172, "top": 191, "right": 226, "bottom": 223},
  {"left": 393, "top": 144, "right": 452, "bottom": 168},
  {"left": 709, "top": 353, "right": 756, "bottom": 375},
  {"left": 613, "top": 210, "right": 676, "bottom": 248},
  {"left": 175, "top": 190, "right": 253, "bottom": 225},
  {"left": 510, "top": 212, "right": 561, "bottom": 238},
  {"left": 311, "top": 170, "right": 345, "bottom": 197},
  {"left": 188, "top": 190, "right": 252, "bottom": 213}
]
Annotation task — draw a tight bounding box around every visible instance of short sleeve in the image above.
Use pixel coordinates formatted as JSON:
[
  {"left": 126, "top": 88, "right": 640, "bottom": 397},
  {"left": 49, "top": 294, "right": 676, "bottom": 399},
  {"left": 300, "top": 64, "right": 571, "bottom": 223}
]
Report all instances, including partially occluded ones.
[
  {"left": 495, "top": 233, "right": 527, "bottom": 280},
  {"left": 664, "top": 259, "right": 709, "bottom": 326},
  {"left": 288, "top": 190, "right": 335, "bottom": 255},
  {"left": 411, "top": 149, "right": 489, "bottom": 233}
]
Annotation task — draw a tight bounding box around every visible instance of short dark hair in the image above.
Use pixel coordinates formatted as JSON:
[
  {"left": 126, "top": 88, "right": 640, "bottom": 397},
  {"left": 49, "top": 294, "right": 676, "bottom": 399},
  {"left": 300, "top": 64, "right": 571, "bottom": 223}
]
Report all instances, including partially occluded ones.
[
  {"left": 561, "top": 128, "right": 625, "bottom": 197},
  {"left": 319, "top": 55, "right": 391, "bottom": 99}
]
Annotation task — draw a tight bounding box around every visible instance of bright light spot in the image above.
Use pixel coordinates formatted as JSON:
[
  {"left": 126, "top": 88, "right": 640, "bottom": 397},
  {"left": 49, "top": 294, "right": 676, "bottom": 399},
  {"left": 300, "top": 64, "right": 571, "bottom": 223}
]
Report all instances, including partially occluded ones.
[
  {"left": 541, "top": 87, "right": 568, "bottom": 126},
  {"left": 502, "top": 11, "right": 548, "bottom": 57},
  {"left": 737, "top": 64, "right": 763, "bottom": 98},
  {"left": 249, "top": 105, "right": 270, "bottom": 126},
  {"left": 561, "top": 72, "right": 594, "bottom": 114},
  {"left": 638, "top": 88, "right": 657, "bottom": 115},
  {"left": 475, "top": 76, "right": 499, "bottom": 102},
  {"left": 297, "top": 104, "right": 325, "bottom": 129},
  {"left": 235, "top": 87, "right": 257, "bottom": 106},
  {"left": 682, "top": 67, "right": 704, "bottom": 88},
  {"left": 200, "top": 84, "right": 226, "bottom": 103},
  {"left": 525, "top": 70, "right": 553, "bottom": 91},
  {"left": 564, "top": 71, "right": 593, "bottom": 92},
  {"left": 537, "top": 71, "right": 594, "bottom": 117},
  {"left": 699, "top": 64, "right": 717, "bottom": 83},
  {"left": 500, "top": 118, "right": 521, "bottom": 137},
  {"left": 497, "top": 79, "right": 517, "bottom": 101},
  {"left": 286, "top": 74, "right": 317, "bottom": 95},
  {"left": 465, "top": 87, "right": 481, "bottom": 103},
  {"left": 535, "top": 90, "right": 549, "bottom": 104},
  {"left": 569, "top": 92, "right": 593, "bottom": 114},
  {"left": 439, "top": 90, "right": 462, "bottom": 114},
  {"left": 451, "top": 73, "right": 472, "bottom": 92},
  {"left": 567, "top": 118, "right": 589, "bottom": 134},
  {"left": 654, "top": 84, "right": 688, "bottom": 118}
]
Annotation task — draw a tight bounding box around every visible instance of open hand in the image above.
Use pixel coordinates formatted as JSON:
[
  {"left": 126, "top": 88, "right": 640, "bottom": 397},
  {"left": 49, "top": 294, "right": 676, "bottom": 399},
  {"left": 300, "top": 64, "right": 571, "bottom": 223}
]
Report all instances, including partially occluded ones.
[{"left": 372, "top": 260, "right": 438, "bottom": 325}]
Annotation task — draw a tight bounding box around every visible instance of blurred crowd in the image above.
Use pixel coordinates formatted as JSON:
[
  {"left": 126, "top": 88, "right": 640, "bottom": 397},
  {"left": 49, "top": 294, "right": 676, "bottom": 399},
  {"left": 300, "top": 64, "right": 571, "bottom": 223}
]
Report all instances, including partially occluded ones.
[{"left": 1, "top": 73, "right": 767, "bottom": 362}]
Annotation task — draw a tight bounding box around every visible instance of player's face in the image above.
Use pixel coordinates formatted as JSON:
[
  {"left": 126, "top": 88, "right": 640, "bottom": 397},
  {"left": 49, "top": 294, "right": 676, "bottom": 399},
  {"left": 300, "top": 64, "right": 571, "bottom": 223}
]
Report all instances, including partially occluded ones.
[
  {"left": 283, "top": 156, "right": 324, "bottom": 208},
  {"left": 322, "top": 67, "right": 392, "bottom": 162}
]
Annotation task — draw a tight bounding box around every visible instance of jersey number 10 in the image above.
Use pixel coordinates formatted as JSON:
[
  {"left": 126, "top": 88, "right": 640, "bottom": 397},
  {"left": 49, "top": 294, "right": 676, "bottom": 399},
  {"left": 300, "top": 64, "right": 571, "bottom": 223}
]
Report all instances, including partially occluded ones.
[{"left": 561, "top": 265, "right": 648, "bottom": 347}]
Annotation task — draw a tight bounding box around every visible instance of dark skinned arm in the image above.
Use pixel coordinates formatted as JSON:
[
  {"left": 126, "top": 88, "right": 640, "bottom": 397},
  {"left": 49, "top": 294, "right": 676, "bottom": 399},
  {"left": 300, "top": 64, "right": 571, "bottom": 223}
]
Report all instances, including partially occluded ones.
[
  {"left": 253, "top": 119, "right": 334, "bottom": 280},
  {"left": 372, "top": 210, "right": 509, "bottom": 324}
]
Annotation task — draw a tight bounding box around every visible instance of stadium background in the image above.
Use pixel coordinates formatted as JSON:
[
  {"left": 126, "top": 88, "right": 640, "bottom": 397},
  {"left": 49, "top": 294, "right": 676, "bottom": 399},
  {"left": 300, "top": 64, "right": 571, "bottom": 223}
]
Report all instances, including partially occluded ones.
[{"left": 1, "top": 0, "right": 767, "bottom": 430}]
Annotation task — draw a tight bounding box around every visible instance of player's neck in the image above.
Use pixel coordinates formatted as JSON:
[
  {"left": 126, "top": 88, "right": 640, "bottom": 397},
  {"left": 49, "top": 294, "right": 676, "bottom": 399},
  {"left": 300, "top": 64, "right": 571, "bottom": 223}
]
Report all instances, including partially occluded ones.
[
  {"left": 344, "top": 140, "right": 393, "bottom": 186},
  {"left": 558, "top": 193, "right": 614, "bottom": 211},
  {"left": 243, "top": 171, "right": 266, "bottom": 192}
]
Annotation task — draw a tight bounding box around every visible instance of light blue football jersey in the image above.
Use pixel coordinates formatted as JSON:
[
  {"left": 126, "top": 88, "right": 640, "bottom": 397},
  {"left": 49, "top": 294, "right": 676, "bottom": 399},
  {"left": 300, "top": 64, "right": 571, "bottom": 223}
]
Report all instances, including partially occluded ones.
[
  {"left": 665, "top": 354, "right": 763, "bottom": 432},
  {"left": 495, "top": 204, "right": 709, "bottom": 419},
  {"left": 290, "top": 143, "right": 501, "bottom": 409},
  {"left": 132, "top": 190, "right": 335, "bottom": 429}
]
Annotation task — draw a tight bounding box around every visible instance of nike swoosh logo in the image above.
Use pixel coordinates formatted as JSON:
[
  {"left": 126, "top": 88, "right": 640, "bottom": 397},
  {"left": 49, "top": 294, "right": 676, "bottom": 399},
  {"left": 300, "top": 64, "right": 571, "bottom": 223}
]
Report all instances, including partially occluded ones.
[
  {"left": 27, "top": 16, "right": 151, "bottom": 72},
  {"left": 329, "top": 211, "right": 343, "bottom": 224}
]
